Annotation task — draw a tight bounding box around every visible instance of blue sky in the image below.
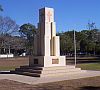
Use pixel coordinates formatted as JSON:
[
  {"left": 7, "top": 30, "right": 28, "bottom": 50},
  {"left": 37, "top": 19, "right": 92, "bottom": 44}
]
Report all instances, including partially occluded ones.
[{"left": 0, "top": 0, "right": 100, "bottom": 32}]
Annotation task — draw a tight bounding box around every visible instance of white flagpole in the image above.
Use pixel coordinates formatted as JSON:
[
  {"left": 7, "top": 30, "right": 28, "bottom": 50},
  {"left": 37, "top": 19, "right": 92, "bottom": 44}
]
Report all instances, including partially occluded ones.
[{"left": 74, "top": 30, "right": 77, "bottom": 67}]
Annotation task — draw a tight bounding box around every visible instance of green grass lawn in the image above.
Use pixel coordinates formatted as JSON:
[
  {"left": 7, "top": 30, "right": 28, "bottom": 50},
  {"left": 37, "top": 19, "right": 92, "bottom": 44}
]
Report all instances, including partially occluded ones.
[
  {"left": 0, "top": 66, "right": 17, "bottom": 71},
  {"left": 77, "top": 63, "right": 100, "bottom": 70}
]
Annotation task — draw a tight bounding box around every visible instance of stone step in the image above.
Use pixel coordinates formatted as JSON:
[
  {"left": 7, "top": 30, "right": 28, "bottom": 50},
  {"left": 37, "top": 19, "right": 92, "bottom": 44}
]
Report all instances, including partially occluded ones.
[
  {"left": 40, "top": 68, "right": 81, "bottom": 75},
  {"left": 15, "top": 68, "right": 82, "bottom": 74},
  {"left": 40, "top": 70, "right": 86, "bottom": 77},
  {"left": 13, "top": 70, "right": 86, "bottom": 77},
  {"left": 15, "top": 68, "right": 81, "bottom": 74},
  {"left": 15, "top": 71, "right": 40, "bottom": 77},
  {"left": 20, "top": 66, "right": 43, "bottom": 70},
  {"left": 11, "top": 66, "right": 85, "bottom": 77},
  {"left": 42, "top": 66, "right": 76, "bottom": 70},
  {"left": 15, "top": 68, "right": 41, "bottom": 73},
  {"left": 20, "top": 66, "right": 76, "bottom": 71}
]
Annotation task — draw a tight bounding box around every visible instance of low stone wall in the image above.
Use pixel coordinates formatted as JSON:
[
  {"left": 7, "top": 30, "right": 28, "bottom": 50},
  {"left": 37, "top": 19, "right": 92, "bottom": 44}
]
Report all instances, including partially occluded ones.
[{"left": 0, "top": 56, "right": 29, "bottom": 67}]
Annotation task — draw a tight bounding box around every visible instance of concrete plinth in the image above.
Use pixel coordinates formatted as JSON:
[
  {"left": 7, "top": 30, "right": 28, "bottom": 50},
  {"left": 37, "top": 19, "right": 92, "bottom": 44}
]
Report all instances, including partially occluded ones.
[
  {"left": 11, "top": 65, "right": 84, "bottom": 77},
  {"left": 29, "top": 56, "right": 66, "bottom": 67}
]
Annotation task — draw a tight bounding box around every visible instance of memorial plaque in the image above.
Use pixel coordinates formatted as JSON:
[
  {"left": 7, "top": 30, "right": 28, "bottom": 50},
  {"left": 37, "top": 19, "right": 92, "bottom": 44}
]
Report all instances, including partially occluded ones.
[{"left": 52, "top": 58, "right": 59, "bottom": 64}]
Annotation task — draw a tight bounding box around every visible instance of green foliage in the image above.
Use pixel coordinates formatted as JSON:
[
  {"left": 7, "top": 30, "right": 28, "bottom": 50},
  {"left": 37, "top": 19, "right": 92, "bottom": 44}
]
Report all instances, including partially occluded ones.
[
  {"left": 58, "top": 29, "right": 100, "bottom": 55},
  {"left": 60, "top": 31, "right": 74, "bottom": 54},
  {"left": 19, "top": 23, "right": 36, "bottom": 55},
  {"left": 19, "top": 23, "right": 36, "bottom": 38}
]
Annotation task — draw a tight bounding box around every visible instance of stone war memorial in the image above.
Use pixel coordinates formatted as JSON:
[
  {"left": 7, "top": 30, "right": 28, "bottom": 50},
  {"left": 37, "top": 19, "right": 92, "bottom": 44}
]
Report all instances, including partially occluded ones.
[
  {"left": 13, "top": 7, "right": 84, "bottom": 77},
  {"left": 30, "top": 7, "right": 66, "bottom": 67}
]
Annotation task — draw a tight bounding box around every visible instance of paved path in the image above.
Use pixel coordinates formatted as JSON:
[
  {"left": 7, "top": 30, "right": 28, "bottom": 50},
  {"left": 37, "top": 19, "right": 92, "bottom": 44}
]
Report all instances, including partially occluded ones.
[{"left": 0, "top": 70, "right": 100, "bottom": 85}]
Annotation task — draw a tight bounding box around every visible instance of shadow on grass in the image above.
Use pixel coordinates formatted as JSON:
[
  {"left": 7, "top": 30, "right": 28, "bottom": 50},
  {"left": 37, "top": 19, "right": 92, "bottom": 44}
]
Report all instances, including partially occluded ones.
[{"left": 79, "top": 86, "right": 100, "bottom": 90}]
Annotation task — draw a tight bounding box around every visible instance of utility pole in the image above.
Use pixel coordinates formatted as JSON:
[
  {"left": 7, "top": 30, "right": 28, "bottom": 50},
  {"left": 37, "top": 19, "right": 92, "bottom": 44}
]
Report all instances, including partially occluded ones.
[{"left": 74, "top": 30, "right": 77, "bottom": 67}]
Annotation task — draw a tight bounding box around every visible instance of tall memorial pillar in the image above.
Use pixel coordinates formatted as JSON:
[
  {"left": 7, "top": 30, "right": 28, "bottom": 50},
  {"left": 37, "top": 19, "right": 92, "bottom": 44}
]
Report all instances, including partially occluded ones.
[{"left": 30, "top": 7, "right": 66, "bottom": 67}]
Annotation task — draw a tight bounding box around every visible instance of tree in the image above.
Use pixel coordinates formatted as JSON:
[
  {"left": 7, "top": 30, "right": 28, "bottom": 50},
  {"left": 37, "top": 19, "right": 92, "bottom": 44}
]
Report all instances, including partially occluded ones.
[
  {"left": 95, "top": 42, "right": 100, "bottom": 55},
  {"left": 58, "top": 29, "right": 100, "bottom": 56},
  {"left": 19, "top": 23, "right": 36, "bottom": 55},
  {"left": 0, "top": 16, "right": 19, "bottom": 54},
  {"left": 58, "top": 31, "right": 74, "bottom": 55},
  {"left": 0, "top": 34, "right": 26, "bottom": 55},
  {"left": 0, "top": 16, "right": 19, "bottom": 35}
]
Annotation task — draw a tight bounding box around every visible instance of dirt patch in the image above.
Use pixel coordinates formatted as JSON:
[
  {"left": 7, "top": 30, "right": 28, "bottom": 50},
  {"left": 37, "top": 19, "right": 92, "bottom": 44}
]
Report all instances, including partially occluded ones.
[
  {"left": 37, "top": 76, "right": 100, "bottom": 90},
  {"left": 0, "top": 76, "right": 100, "bottom": 90}
]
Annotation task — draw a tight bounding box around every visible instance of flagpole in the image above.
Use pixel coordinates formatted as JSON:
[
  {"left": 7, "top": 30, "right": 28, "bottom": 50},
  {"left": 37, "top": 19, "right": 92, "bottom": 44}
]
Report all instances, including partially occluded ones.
[{"left": 74, "top": 30, "right": 77, "bottom": 67}]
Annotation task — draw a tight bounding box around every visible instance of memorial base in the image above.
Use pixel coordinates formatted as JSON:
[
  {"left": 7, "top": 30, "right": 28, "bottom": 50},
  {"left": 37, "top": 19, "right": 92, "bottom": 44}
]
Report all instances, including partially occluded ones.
[
  {"left": 11, "top": 56, "right": 86, "bottom": 77},
  {"left": 29, "top": 56, "right": 66, "bottom": 67},
  {"left": 11, "top": 65, "right": 86, "bottom": 77}
]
